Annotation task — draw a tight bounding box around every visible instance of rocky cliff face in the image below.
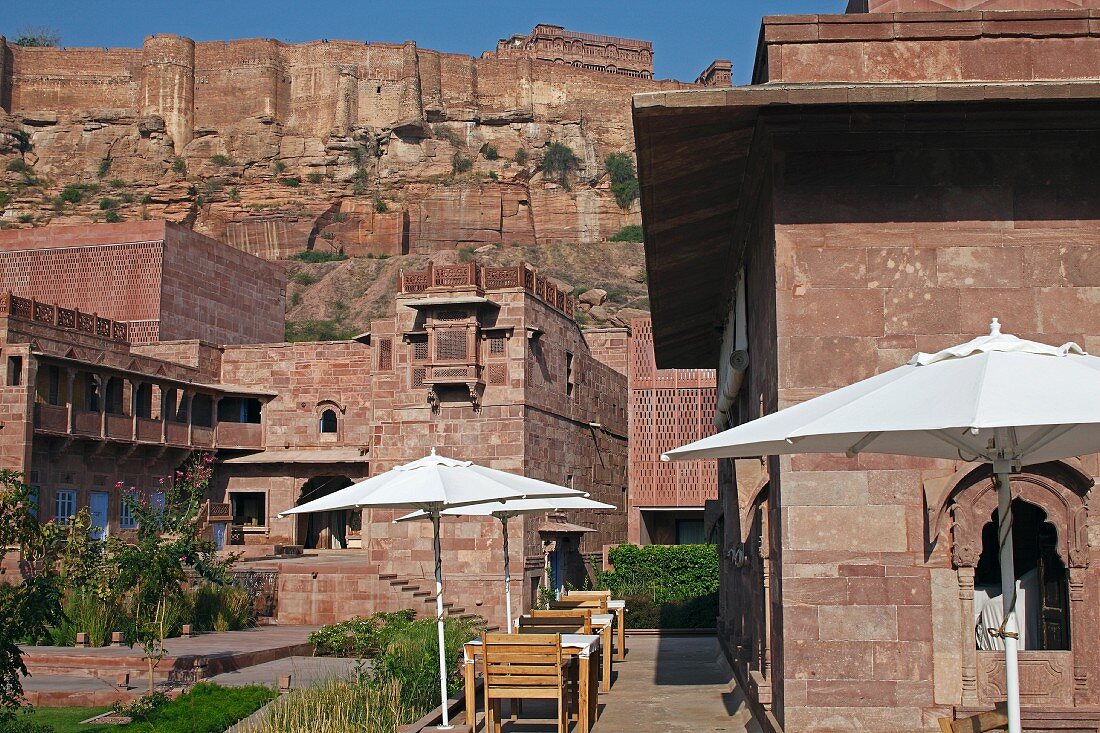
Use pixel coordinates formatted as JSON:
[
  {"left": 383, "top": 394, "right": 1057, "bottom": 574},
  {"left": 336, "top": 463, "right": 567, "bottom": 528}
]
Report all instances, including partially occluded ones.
[{"left": 0, "top": 34, "right": 688, "bottom": 327}]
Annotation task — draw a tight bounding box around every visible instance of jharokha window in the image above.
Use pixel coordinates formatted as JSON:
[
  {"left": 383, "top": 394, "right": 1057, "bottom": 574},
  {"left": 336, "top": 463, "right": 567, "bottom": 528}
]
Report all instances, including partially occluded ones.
[{"left": 973, "top": 499, "right": 1070, "bottom": 651}]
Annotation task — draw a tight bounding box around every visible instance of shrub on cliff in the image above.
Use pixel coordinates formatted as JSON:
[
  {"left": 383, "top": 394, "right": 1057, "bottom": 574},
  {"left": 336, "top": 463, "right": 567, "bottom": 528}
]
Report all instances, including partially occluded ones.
[
  {"left": 209, "top": 154, "right": 233, "bottom": 167},
  {"left": 285, "top": 319, "right": 357, "bottom": 342},
  {"left": 609, "top": 225, "right": 643, "bottom": 243},
  {"left": 288, "top": 250, "right": 347, "bottom": 264},
  {"left": 481, "top": 144, "right": 500, "bottom": 161},
  {"left": 514, "top": 148, "right": 528, "bottom": 166},
  {"left": 605, "top": 152, "right": 639, "bottom": 209},
  {"left": 452, "top": 154, "right": 473, "bottom": 174},
  {"left": 540, "top": 142, "right": 580, "bottom": 186},
  {"left": 170, "top": 158, "right": 186, "bottom": 175}
]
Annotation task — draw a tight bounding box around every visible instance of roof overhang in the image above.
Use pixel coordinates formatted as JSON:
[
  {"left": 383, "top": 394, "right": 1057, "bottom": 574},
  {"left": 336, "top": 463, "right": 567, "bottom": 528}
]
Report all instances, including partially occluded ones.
[
  {"left": 399, "top": 296, "right": 500, "bottom": 308},
  {"left": 221, "top": 448, "right": 369, "bottom": 464},
  {"left": 633, "top": 81, "right": 1100, "bottom": 369}
]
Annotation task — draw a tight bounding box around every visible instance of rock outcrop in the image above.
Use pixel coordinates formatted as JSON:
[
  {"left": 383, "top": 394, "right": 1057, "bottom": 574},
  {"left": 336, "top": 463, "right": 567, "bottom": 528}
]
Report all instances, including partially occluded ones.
[{"left": 0, "top": 35, "right": 693, "bottom": 262}]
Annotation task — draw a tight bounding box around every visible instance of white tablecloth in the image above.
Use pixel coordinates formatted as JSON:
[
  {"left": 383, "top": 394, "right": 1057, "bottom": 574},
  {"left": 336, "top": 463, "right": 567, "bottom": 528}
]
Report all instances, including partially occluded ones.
[{"left": 464, "top": 633, "right": 601, "bottom": 662}]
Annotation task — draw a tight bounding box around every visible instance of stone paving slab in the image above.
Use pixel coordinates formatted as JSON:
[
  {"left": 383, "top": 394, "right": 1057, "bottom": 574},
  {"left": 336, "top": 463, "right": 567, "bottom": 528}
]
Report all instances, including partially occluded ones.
[
  {"left": 459, "top": 635, "right": 762, "bottom": 733},
  {"left": 207, "top": 655, "right": 361, "bottom": 688}
]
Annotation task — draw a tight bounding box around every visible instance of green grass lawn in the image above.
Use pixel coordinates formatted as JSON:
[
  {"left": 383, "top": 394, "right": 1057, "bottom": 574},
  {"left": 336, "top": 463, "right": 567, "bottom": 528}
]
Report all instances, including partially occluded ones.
[{"left": 22, "top": 706, "right": 114, "bottom": 732}]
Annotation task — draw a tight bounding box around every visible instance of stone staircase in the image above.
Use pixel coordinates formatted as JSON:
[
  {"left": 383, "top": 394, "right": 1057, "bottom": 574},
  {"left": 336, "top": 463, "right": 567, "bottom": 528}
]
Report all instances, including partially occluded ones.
[{"left": 378, "top": 572, "right": 495, "bottom": 627}]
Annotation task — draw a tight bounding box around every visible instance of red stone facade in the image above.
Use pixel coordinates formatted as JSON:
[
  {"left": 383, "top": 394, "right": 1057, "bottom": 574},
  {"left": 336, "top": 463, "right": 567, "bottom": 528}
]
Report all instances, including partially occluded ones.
[
  {"left": 0, "top": 224, "right": 629, "bottom": 630},
  {"left": 636, "top": 2, "right": 1100, "bottom": 731},
  {"left": 0, "top": 222, "right": 284, "bottom": 345},
  {"left": 486, "top": 24, "right": 654, "bottom": 79},
  {"left": 627, "top": 317, "right": 718, "bottom": 545}
]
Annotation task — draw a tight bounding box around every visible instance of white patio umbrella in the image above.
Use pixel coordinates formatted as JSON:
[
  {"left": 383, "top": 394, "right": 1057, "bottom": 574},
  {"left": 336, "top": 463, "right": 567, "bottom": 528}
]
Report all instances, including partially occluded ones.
[
  {"left": 663, "top": 319, "right": 1100, "bottom": 733},
  {"left": 397, "top": 495, "right": 619, "bottom": 630},
  {"left": 278, "top": 449, "right": 583, "bottom": 729}
]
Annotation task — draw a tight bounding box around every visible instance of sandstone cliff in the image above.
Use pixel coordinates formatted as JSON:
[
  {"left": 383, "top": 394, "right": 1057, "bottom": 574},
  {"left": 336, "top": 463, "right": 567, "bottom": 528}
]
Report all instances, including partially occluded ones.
[{"left": 0, "top": 34, "right": 688, "bottom": 326}]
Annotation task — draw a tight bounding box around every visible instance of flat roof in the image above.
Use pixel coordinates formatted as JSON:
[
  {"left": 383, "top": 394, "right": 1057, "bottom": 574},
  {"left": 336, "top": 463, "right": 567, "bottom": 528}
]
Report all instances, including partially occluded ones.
[{"left": 633, "top": 81, "right": 1100, "bottom": 368}]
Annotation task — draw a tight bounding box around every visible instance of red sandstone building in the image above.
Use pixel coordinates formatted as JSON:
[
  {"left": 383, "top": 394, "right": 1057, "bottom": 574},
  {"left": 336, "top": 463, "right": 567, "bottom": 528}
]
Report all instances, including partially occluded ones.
[
  {"left": 627, "top": 317, "right": 717, "bottom": 545},
  {"left": 0, "top": 222, "right": 628, "bottom": 627},
  {"left": 637, "top": 1, "right": 1100, "bottom": 730},
  {"left": 487, "top": 24, "right": 655, "bottom": 79}
]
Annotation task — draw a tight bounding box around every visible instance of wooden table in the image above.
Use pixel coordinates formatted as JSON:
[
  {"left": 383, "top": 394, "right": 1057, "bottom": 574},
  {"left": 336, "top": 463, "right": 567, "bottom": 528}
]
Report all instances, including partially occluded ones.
[
  {"left": 464, "top": 634, "right": 601, "bottom": 733},
  {"left": 607, "top": 599, "right": 626, "bottom": 661},
  {"left": 590, "top": 613, "right": 614, "bottom": 692}
]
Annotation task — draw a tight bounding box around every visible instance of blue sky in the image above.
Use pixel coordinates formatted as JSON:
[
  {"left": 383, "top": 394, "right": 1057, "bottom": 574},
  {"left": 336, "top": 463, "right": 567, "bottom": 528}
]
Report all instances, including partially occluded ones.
[{"left": 3, "top": 1, "right": 845, "bottom": 85}]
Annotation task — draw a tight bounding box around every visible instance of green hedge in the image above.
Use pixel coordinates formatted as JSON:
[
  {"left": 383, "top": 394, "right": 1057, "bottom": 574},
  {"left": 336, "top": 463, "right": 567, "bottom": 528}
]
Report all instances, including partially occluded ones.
[
  {"left": 620, "top": 593, "right": 718, "bottom": 629},
  {"left": 121, "top": 683, "right": 276, "bottom": 733},
  {"left": 594, "top": 544, "right": 719, "bottom": 629}
]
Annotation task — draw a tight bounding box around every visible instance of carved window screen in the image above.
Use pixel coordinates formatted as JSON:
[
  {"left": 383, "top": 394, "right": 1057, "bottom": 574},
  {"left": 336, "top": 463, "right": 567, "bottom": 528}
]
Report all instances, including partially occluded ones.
[
  {"left": 488, "top": 363, "right": 508, "bottom": 385},
  {"left": 410, "top": 336, "right": 429, "bottom": 362},
  {"left": 378, "top": 338, "right": 393, "bottom": 371},
  {"left": 489, "top": 336, "right": 506, "bottom": 356},
  {"left": 411, "top": 367, "right": 426, "bottom": 388},
  {"left": 436, "top": 330, "right": 468, "bottom": 361},
  {"left": 435, "top": 309, "right": 468, "bottom": 322}
]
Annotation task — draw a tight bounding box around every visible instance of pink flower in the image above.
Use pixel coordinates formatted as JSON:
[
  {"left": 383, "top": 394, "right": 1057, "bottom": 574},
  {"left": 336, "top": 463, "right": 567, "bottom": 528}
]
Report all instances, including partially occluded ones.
[{"left": 115, "top": 481, "right": 124, "bottom": 489}]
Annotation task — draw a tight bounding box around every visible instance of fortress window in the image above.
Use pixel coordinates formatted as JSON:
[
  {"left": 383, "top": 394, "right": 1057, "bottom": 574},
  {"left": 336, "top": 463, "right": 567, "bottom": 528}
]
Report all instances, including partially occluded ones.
[
  {"left": 231, "top": 492, "right": 266, "bottom": 528},
  {"left": 566, "top": 352, "right": 575, "bottom": 398},
  {"left": 54, "top": 489, "right": 75, "bottom": 525},
  {"left": 320, "top": 409, "right": 338, "bottom": 434}
]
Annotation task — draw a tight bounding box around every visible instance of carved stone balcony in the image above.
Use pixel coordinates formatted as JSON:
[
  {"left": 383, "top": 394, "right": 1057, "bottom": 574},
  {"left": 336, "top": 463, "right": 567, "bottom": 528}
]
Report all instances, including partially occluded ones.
[{"left": 216, "top": 422, "right": 264, "bottom": 449}]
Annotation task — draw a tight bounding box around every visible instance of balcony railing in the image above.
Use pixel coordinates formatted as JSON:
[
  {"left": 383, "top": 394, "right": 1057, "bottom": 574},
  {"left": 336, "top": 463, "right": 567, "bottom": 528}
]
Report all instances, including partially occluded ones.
[
  {"left": 33, "top": 404, "right": 67, "bottom": 433},
  {"left": 400, "top": 262, "right": 575, "bottom": 318},
  {"left": 0, "top": 292, "right": 129, "bottom": 343},
  {"left": 215, "top": 422, "right": 264, "bottom": 449}
]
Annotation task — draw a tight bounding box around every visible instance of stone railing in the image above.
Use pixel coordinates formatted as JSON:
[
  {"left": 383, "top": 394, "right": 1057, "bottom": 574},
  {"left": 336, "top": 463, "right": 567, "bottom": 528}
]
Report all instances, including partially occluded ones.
[
  {"left": 0, "top": 292, "right": 129, "bottom": 343},
  {"left": 400, "top": 262, "right": 575, "bottom": 318}
]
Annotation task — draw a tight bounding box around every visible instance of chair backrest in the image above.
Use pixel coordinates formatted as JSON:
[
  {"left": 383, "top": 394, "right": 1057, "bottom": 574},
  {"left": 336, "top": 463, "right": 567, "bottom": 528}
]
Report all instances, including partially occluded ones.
[
  {"left": 564, "top": 590, "right": 611, "bottom": 602},
  {"left": 550, "top": 597, "right": 608, "bottom": 614},
  {"left": 523, "top": 610, "right": 593, "bottom": 635},
  {"left": 482, "top": 633, "right": 563, "bottom": 695}
]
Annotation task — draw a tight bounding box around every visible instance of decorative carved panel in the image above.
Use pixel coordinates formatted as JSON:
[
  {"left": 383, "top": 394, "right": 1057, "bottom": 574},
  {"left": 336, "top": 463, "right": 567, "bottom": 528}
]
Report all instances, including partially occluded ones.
[{"left": 977, "top": 651, "right": 1073, "bottom": 706}]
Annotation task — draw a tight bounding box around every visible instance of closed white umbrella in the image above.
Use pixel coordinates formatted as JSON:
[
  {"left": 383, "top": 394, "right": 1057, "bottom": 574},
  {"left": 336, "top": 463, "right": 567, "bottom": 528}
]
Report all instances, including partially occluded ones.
[
  {"left": 663, "top": 319, "right": 1100, "bottom": 733},
  {"left": 279, "top": 449, "right": 583, "bottom": 729},
  {"left": 397, "top": 495, "right": 619, "bottom": 630}
]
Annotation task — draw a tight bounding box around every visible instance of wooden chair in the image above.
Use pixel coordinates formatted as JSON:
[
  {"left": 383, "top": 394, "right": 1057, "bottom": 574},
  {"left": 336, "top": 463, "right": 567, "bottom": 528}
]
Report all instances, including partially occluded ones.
[
  {"left": 482, "top": 633, "right": 573, "bottom": 733},
  {"left": 937, "top": 702, "right": 1008, "bottom": 733},
  {"left": 563, "top": 590, "right": 611, "bottom": 603},
  {"left": 550, "top": 597, "right": 608, "bottom": 614},
  {"left": 522, "top": 610, "right": 593, "bottom": 635}
]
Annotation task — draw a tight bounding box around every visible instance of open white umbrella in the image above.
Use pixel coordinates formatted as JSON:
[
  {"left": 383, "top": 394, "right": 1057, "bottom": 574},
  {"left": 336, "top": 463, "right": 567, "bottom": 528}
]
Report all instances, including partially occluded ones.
[
  {"left": 663, "top": 319, "right": 1100, "bottom": 733},
  {"left": 397, "top": 495, "right": 619, "bottom": 630},
  {"left": 278, "top": 449, "right": 583, "bottom": 729}
]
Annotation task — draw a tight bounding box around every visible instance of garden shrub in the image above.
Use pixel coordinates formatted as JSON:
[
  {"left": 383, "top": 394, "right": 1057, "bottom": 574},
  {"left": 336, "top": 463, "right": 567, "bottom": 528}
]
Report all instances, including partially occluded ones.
[
  {"left": 309, "top": 609, "right": 416, "bottom": 658},
  {"left": 121, "top": 683, "right": 275, "bottom": 733},
  {"left": 609, "top": 225, "right": 644, "bottom": 243},
  {"left": 594, "top": 544, "right": 719, "bottom": 628}
]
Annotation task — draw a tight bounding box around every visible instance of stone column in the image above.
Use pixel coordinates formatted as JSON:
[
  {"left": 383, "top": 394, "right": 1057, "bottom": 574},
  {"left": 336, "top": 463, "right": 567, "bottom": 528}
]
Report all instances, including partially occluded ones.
[
  {"left": 140, "top": 34, "right": 196, "bottom": 154},
  {"left": 958, "top": 566, "right": 979, "bottom": 706},
  {"left": 210, "top": 395, "right": 222, "bottom": 447},
  {"left": 64, "top": 368, "right": 76, "bottom": 434},
  {"left": 185, "top": 391, "right": 195, "bottom": 444},
  {"left": 130, "top": 380, "right": 140, "bottom": 441}
]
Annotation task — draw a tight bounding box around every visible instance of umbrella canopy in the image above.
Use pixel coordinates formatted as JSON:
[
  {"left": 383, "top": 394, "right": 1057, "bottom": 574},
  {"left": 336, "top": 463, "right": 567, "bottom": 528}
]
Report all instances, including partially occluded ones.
[
  {"left": 277, "top": 449, "right": 583, "bottom": 728},
  {"left": 278, "top": 449, "right": 584, "bottom": 516},
  {"left": 664, "top": 319, "right": 1100, "bottom": 465},
  {"left": 663, "top": 319, "right": 1100, "bottom": 733},
  {"left": 398, "top": 496, "right": 618, "bottom": 630}
]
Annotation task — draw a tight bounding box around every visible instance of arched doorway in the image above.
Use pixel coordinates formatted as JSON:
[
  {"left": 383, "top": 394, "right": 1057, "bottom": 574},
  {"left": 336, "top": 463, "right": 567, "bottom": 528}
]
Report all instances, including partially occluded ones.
[{"left": 296, "top": 476, "right": 354, "bottom": 550}]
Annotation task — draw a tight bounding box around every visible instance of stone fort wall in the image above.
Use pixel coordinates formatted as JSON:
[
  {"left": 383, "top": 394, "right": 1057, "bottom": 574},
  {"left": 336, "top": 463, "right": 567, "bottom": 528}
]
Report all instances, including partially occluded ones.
[{"left": 1, "top": 35, "right": 691, "bottom": 147}]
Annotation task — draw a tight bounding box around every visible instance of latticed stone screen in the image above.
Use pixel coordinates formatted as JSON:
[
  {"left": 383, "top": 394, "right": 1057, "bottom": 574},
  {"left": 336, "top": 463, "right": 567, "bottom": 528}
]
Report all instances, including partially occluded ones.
[
  {"left": 411, "top": 338, "right": 429, "bottom": 362},
  {"left": 628, "top": 318, "right": 718, "bottom": 507},
  {"left": 378, "top": 338, "right": 393, "bottom": 370},
  {"left": 489, "top": 336, "right": 506, "bottom": 355},
  {"left": 487, "top": 363, "right": 508, "bottom": 385},
  {"left": 435, "top": 330, "right": 468, "bottom": 361}
]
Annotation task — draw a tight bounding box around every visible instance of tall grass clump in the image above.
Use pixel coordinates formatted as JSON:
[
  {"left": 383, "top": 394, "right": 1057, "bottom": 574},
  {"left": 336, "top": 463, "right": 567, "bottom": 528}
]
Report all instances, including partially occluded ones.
[{"left": 242, "top": 678, "right": 407, "bottom": 733}]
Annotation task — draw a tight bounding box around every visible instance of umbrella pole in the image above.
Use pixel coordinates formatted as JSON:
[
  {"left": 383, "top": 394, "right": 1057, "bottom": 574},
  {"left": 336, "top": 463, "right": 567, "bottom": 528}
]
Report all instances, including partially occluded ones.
[
  {"left": 501, "top": 516, "right": 513, "bottom": 633},
  {"left": 431, "top": 510, "right": 452, "bottom": 729},
  {"left": 994, "top": 459, "right": 1022, "bottom": 733}
]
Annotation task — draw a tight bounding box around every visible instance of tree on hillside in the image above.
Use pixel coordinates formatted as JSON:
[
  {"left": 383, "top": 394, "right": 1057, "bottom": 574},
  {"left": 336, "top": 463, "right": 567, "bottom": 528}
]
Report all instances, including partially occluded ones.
[
  {"left": 111, "top": 453, "right": 235, "bottom": 693},
  {"left": 11, "top": 26, "right": 60, "bottom": 48}
]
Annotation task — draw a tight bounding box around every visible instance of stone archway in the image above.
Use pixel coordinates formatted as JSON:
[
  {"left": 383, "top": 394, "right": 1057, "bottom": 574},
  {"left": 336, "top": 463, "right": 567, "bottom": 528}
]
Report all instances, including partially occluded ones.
[
  {"left": 942, "top": 462, "right": 1094, "bottom": 708},
  {"left": 296, "top": 475, "right": 354, "bottom": 550}
]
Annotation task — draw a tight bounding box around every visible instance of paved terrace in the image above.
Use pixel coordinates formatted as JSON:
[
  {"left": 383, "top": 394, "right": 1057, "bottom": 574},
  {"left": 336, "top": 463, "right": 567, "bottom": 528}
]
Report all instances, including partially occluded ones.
[
  {"left": 19, "top": 626, "right": 318, "bottom": 707},
  {"left": 458, "top": 635, "right": 762, "bottom": 733}
]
